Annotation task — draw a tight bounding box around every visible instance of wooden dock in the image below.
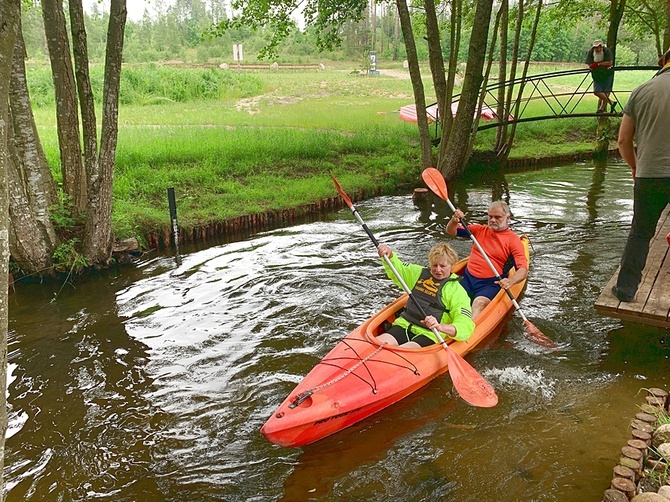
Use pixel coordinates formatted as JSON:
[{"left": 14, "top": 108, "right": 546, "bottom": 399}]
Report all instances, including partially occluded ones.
[{"left": 595, "top": 207, "right": 670, "bottom": 328}]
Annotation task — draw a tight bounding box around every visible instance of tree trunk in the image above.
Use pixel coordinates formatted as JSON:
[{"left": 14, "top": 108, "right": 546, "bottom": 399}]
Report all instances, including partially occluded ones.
[
  {"left": 69, "top": 0, "right": 99, "bottom": 203},
  {"left": 438, "top": 0, "right": 494, "bottom": 179},
  {"left": 83, "top": 0, "right": 127, "bottom": 263},
  {"left": 7, "top": 126, "right": 55, "bottom": 272},
  {"left": 497, "top": 0, "right": 524, "bottom": 158},
  {"left": 494, "top": 0, "right": 508, "bottom": 153},
  {"left": 371, "top": 0, "right": 376, "bottom": 51},
  {"left": 465, "top": 5, "right": 502, "bottom": 161},
  {"left": 42, "top": 0, "right": 87, "bottom": 216},
  {"left": 665, "top": 0, "right": 670, "bottom": 51},
  {"left": 9, "top": 21, "right": 58, "bottom": 266},
  {"left": 606, "top": 0, "right": 626, "bottom": 60},
  {"left": 438, "top": 0, "right": 462, "bottom": 148},
  {"left": 0, "top": 0, "right": 22, "bottom": 488},
  {"left": 505, "top": 0, "right": 543, "bottom": 155},
  {"left": 396, "top": 0, "right": 433, "bottom": 168},
  {"left": 425, "top": 0, "right": 447, "bottom": 125},
  {"left": 393, "top": 8, "right": 399, "bottom": 60}
]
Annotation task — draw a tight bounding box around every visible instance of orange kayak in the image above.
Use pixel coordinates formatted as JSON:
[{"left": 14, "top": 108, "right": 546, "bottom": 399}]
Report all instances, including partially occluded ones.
[{"left": 261, "top": 236, "right": 530, "bottom": 448}]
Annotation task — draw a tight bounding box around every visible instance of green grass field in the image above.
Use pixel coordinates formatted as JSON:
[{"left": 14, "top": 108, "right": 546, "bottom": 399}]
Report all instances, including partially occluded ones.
[{"left": 31, "top": 63, "right": 652, "bottom": 241}]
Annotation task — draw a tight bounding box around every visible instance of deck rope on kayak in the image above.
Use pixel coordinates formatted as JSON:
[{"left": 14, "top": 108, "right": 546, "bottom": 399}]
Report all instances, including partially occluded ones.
[{"left": 288, "top": 338, "right": 421, "bottom": 408}]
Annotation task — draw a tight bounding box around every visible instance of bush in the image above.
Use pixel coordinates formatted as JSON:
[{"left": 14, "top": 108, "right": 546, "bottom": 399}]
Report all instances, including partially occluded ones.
[{"left": 616, "top": 45, "right": 637, "bottom": 65}]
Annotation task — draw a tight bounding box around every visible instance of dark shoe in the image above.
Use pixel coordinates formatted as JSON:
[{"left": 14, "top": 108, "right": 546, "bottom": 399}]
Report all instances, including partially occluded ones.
[
  {"left": 610, "top": 101, "right": 618, "bottom": 113},
  {"left": 612, "top": 285, "right": 634, "bottom": 302},
  {"left": 596, "top": 107, "right": 605, "bottom": 115}
]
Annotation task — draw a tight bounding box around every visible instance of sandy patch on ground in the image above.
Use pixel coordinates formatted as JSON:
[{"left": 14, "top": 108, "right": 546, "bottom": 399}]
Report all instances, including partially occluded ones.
[{"left": 379, "top": 69, "right": 411, "bottom": 79}]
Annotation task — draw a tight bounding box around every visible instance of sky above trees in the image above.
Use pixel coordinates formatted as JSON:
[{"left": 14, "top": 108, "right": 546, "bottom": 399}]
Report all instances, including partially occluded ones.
[{"left": 82, "top": 0, "right": 163, "bottom": 21}]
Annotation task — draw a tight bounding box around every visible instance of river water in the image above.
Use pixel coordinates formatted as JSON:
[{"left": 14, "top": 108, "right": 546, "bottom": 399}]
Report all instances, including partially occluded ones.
[{"left": 5, "top": 161, "right": 669, "bottom": 501}]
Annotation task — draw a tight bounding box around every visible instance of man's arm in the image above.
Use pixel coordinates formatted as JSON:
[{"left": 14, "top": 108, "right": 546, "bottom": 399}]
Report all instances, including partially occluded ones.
[
  {"left": 601, "top": 48, "right": 614, "bottom": 67},
  {"left": 500, "top": 267, "right": 528, "bottom": 289},
  {"left": 617, "top": 113, "right": 637, "bottom": 177},
  {"left": 445, "top": 209, "right": 465, "bottom": 236}
]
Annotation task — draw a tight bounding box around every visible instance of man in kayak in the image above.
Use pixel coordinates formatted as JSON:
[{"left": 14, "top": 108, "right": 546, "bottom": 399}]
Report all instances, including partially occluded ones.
[
  {"left": 445, "top": 201, "right": 528, "bottom": 319},
  {"left": 376, "top": 242, "right": 475, "bottom": 349}
]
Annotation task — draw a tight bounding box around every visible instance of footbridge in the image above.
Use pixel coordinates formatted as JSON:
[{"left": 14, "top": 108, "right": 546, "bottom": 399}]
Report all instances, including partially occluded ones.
[{"left": 423, "top": 65, "right": 660, "bottom": 138}]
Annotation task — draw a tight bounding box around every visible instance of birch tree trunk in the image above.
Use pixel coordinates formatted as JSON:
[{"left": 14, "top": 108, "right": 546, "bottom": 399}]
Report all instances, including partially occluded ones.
[
  {"left": 83, "top": 0, "right": 127, "bottom": 262},
  {"left": 8, "top": 22, "right": 58, "bottom": 272},
  {"left": 425, "top": 0, "right": 448, "bottom": 129},
  {"left": 0, "top": 0, "right": 22, "bottom": 488},
  {"left": 504, "top": 0, "right": 543, "bottom": 156},
  {"left": 465, "top": 5, "right": 502, "bottom": 161},
  {"left": 438, "top": 0, "right": 462, "bottom": 149},
  {"left": 494, "top": 0, "right": 508, "bottom": 153},
  {"left": 396, "top": 0, "right": 433, "bottom": 168},
  {"left": 370, "top": 0, "right": 376, "bottom": 50},
  {"left": 42, "top": 0, "right": 87, "bottom": 216},
  {"left": 393, "top": 8, "right": 399, "bottom": 60},
  {"left": 496, "top": 0, "right": 523, "bottom": 158}
]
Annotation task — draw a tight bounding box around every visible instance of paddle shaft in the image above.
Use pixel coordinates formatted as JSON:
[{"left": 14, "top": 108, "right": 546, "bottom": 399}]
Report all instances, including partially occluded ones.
[
  {"left": 346, "top": 205, "right": 452, "bottom": 349},
  {"left": 332, "top": 171, "right": 498, "bottom": 405},
  {"left": 445, "top": 200, "right": 531, "bottom": 323}
]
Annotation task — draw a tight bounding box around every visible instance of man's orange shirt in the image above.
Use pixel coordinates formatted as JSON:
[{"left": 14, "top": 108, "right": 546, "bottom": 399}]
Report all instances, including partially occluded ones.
[{"left": 458, "top": 224, "right": 528, "bottom": 278}]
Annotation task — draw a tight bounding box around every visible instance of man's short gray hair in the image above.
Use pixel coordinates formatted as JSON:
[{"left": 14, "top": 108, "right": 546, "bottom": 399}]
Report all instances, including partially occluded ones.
[{"left": 490, "top": 201, "right": 511, "bottom": 217}]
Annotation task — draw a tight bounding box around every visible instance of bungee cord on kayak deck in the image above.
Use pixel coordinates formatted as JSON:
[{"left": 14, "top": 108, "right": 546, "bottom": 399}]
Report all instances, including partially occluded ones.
[{"left": 289, "top": 337, "right": 423, "bottom": 408}]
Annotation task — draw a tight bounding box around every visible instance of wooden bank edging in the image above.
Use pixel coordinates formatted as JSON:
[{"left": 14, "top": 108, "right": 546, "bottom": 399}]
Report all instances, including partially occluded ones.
[
  {"left": 145, "top": 187, "right": 384, "bottom": 250},
  {"left": 144, "top": 149, "right": 618, "bottom": 251},
  {"left": 503, "top": 147, "right": 619, "bottom": 171},
  {"left": 603, "top": 388, "right": 670, "bottom": 501}
]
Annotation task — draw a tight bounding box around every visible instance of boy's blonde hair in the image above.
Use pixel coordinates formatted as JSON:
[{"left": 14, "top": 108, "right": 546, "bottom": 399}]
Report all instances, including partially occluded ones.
[{"left": 428, "top": 242, "right": 458, "bottom": 266}]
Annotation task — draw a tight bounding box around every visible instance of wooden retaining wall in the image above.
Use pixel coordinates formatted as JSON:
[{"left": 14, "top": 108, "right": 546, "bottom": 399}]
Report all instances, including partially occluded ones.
[
  {"left": 146, "top": 188, "right": 383, "bottom": 250},
  {"left": 145, "top": 150, "right": 619, "bottom": 251}
]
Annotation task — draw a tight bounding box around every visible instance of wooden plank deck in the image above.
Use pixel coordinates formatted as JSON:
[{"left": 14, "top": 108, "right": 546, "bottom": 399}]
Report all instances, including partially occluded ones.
[{"left": 595, "top": 207, "right": 670, "bottom": 328}]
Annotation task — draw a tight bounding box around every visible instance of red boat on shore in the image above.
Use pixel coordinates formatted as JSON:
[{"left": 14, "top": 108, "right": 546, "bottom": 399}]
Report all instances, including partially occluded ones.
[{"left": 261, "top": 236, "right": 530, "bottom": 448}]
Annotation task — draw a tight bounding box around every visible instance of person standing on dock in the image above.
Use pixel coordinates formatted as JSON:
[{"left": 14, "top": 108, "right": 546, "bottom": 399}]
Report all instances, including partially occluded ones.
[
  {"left": 612, "top": 47, "right": 670, "bottom": 303},
  {"left": 445, "top": 201, "right": 528, "bottom": 319},
  {"left": 585, "top": 39, "right": 616, "bottom": 114}
]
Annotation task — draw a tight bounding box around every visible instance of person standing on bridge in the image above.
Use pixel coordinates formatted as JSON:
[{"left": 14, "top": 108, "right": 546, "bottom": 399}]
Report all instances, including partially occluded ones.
[
  {"left": 612, "top": 47, "right": 670, "bottom": 303},
  {"left": 585, "top": 39, "right": 616, "bottom": 114}
]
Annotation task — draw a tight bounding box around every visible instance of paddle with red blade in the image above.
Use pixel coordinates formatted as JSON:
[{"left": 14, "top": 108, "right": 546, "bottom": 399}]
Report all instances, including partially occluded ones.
[
  {"left": 331, "top": 172, "right": 498, "bottom": 408},
  {"left": 421, "top": 167, "right": 557, "bottom": 349}
]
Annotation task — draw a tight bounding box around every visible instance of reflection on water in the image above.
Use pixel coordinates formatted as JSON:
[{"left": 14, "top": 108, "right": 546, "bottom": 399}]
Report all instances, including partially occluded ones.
[{"left": 5, "top": 161, "right": 669, "bottom": 501}]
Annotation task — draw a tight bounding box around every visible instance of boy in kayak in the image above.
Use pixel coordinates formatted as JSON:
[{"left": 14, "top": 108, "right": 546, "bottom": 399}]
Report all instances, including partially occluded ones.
[
  {"left": 445, "top": 201, "right": 528, "bottom": 319},
  {"left": 376, "top": 242, "right": 475, "bottom": 349}
]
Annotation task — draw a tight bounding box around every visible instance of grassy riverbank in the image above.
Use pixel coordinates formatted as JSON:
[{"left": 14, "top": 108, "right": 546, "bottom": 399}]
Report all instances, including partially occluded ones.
[{"left": 31, "top": 62, "right": 644, "bottom": 244}]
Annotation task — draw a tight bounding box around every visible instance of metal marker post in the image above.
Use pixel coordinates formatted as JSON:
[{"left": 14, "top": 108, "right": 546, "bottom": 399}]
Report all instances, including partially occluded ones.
[{"left": 167, "top": 187, "right": 182, "bottom": 265}]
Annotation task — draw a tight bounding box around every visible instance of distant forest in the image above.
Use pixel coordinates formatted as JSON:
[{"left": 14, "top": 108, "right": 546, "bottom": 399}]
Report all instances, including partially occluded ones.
[{"left": 19, "top": 0, "right": 660, "bottom": 66}]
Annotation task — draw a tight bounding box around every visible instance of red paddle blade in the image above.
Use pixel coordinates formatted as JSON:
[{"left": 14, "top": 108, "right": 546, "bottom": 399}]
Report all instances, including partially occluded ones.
[
  {"left": 330, "top": 172, "right": 354, "bottom": 208},
  {"left": 421, "top": 167, "right": 449, "bottom": 201},
  {"left": 523, "top": 321, "right": 558, "bottom": 349},
  {"left": 445, "top": 347, "right": 498, "bottom": 408}
]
